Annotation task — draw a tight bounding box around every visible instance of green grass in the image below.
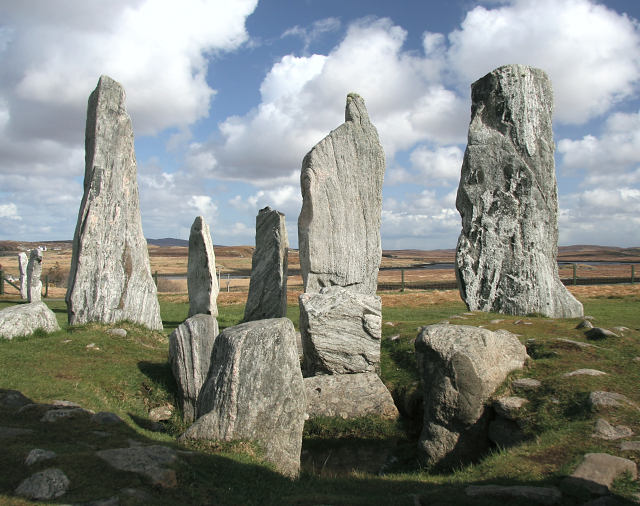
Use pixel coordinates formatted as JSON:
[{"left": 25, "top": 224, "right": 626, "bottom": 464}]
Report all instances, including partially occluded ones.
[{"left": 1, "top": 293, "right": 639, "bottom": 504}]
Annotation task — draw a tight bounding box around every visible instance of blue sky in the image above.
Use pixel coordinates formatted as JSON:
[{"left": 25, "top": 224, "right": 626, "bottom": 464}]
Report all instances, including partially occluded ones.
[{"left": 1, "top": 0, "right": 639, "bottom": 249}]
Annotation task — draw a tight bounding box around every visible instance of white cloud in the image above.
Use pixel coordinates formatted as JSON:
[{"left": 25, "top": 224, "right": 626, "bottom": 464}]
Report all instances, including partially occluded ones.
[
  {"left": 282, "top": 17, "right": 341, "bottom": 53},
  {"left": 408, "top": 145, "right": 464, "bottom": 185},
  {"left": 0, "top": 203, "right": 21, "bottom": 220}
]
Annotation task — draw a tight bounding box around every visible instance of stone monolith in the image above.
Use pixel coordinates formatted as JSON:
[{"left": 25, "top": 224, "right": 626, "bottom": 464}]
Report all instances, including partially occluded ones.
[
  {"left": 244, "top": 207, "right": 288, "bottom": 322},
  {"left": 298, "top": 93, "right": 385, "bottom": 295},
  {"left": 66, "top": 75, "right": 162, "bottom": 330},
  {"left": 188, "top": 216, "right": 218, "bottom": 318},
  {"left": 27, "top": 249, "right": 42, "bottom": 302},
  {"left": 18, "top": 253, "right": 28, "bottom": 299},
  {"left": 455, "top": 64, "right": 583, "bottom": 318}
]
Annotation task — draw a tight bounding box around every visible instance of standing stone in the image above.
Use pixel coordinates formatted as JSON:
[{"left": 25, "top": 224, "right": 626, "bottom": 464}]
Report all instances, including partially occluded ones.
[
  {"left": 298, "top": 93, "right": 385, "bottom": 296},
  {"left": 244, "top": 207, "right": 288, "bottom": 322},
  {"left": 168, "top": 314, "right": 219, "bottom": 423},
  {"left": 66, "top": 75, "right": 162, "bottom": 330},
  {"left": 18, "top": 252, "right": 28, "bottom": 299},
  {"left": 182, "top": 318, "right": 305, "bottom": 478},
  {"left": 455, "top": 64, "right": 583, "bottom": 318},
  {"left": 188, "top": 216, "right": 218, "bottom": 318},
  {"left": 26, "top": 249, "right": 43, "bottom": 302}
]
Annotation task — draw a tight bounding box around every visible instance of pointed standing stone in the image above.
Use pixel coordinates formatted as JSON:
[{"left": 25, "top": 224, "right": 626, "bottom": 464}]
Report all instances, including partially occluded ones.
[
  {"left": 27, "top": 249, "right": 43, "bottom": 303},
  {"left": 18, "top": 252, "right": 28, "bottom": 299},
  {"left": 244, "top": 207, "right": 288, "bottom": 322},
  {"left": 455, "top": 64, "right": 583, "bottom": 318},
  {"left": 66, "top": 75, "right": 162, "bottom": 330},
  {"left": 187, "top": 216, "right": 218, "bottom": 317}
]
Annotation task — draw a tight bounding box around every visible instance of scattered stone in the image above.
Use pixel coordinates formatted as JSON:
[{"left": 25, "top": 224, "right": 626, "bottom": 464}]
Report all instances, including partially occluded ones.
[
  {"left": 488, "top": 417, "right": 527, "bottom": 448},
  {"left": 592, "top": 418, "right": 633, "bottom": 440},
  {"left": 612, "top": 326, "right": 629, "bottom": 334},
  {"left": 86, "top": 343, "right": 100, "bottom": 351},
  {"left": 564, "top": 453, "right": 637, "bottom": 495},
  {"left": 384, "top": 321, "right": 396, "bottom": 326},
  {"left": 62, "top": 339, "right": 72, "bottom": 343},
  {"left": 298, "top": 93, "right": 385, "bottom": 296},
  {"left": 589, "top": 391, "right": 639, "bottom": 411},
  {"left": 66, "top": 75, "right": 163, "bottom": 331},
  {"left": 149, "top": 405, "right": 172, "bottom": 422},
  {"left": 389, "top": 334, "right": 400, "bottom": 342},
  {"left": 97, "top": 445, "right": 178, "bottom": 488},
  {"left": 512, "top": 378, "right": 542, "bottom": 391},
  {"left": 18, "top": 252, "right": 28, "bottom": 299},
  {"left": 563, "top": 369, "right": 607, "bottom": 377},
  {"left": 0, "top": 389, "right": 33, "bottom": 411},
  {"left": 583, "top": 315, "right": 595, "bottom": 320},
  {"left": 15, "top": 468, "right": 70, "bottom": 500},
  {"left": 489, "top": 319, "right": 504, "bottom": 324},
  {"left": 466, "top": 484, "right": 562, "bottom": 504},
  {"left": 0, "top": 301, "right": 61, "bottom": 340},
  {"left": 52, "top": 400, "right": 82, "bottom": 408},
  {"left": 187, "top": 216, "right": 219, "bottom": 318},
  {"left": 493, "top": 396, "right": 528, "bottom": 420},
  {"left": 0, "top": 426, "right": 34, "bottom": 439},
  {"left": 41, "top": 407, "right": 93, "bottom": 422},
  {"left": 304, "top": 373, "right": 398, "bottom": 419},
  {"left": 620, "top": 441, "right": 640, "bottom": 452},
  {"left": 25, "top": 449, "right": 57, "bottom": 466},
  {"left": 106, "top": 328, "right": 127, "bottom": 338},
  {"left": 183, "top": 318, "right": 306, "bottom": 478},
  {"left": 168, "top": 313, "right": 219, "bottom": 423},
  {"left": 576, "top": 320, "right": 594, "bottom": 329},
  {"left": 553, "top": 338, "right": 597, "bottom": 349},
  {"left": 27, "top": 248, "right": 43, "bottom": 302},
  {"left": 455, "top": 64, "right": 583, "bottom": 318},
  {"left": 244, "top": 207, "right": 288, "bottom": 321},
  {"left": 415, "top": 324, "right": 527, "bottom": 468},
  {"left": 586, "top": 328, "right": 619, "bottom": 340}
]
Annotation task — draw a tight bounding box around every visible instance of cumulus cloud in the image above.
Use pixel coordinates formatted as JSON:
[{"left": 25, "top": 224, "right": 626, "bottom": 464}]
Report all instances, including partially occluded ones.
[{"left": 0, "top": 203, "right": 21, "bottom": 221}]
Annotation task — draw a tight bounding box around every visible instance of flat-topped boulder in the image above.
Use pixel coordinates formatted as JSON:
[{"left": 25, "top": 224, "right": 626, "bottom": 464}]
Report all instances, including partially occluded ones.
[
  {"left": 0, "top": 302, "right": 60, "bottom": 340},
  {"left": 188, "top": 216, "right": 219, "bottom": 317}
]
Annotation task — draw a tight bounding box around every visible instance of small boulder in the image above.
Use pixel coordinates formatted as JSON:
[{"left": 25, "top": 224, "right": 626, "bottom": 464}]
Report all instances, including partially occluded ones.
[
  {"left": 106, "top": 328, "right": 127, "bottom": 338},
  {"left": 25, "top": 449, "right": 57, "bottom": 466},
  {"left": 493, "top": 396, "right": 528, "bottom": 420},
  {"left": 592, "top": 418, "right": 633, "bottom": 440},
  {"left": 15, "top": 468, "right": 70, "bottom": 500},
  {"left": 586, "top": 328, "right": 619, "bottom": 340},
  {"left": 0, "top": 389, "right": 33, "bottom": 412},
  {"left": 488, "top": 417, "right": 527, "bottom": 448},
  {"left": 563, "top": 369, "right": 607, "bottom": 377},
  {"left": 97, "top": 445, "right": 178, "bottom": 488},
  {"left": 576, "top": 320, "right": 594, "bottom": 329},
  {"left": 512, "top": 378, "right": 542, "bottom": 391},
  {"left": 0, "top": 302, "right": 60, "bottom": 340},
  {"left": 589, "top": 391, "right": 638, "bottom": 411},
  {"left": 564, "top": 453, "right": 637, "bottom": 495},
  {"left": 149, "top": 405, "right": 173, "bottom": 422},
  {"left": 92, "top": 412, "right": 123, "bottom": 425},
  {"left": 620, "top": 441, "right": 640, "bottom": 452}
]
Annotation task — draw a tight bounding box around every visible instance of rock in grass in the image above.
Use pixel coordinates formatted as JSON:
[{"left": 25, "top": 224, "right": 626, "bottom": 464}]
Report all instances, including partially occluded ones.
[
  {"left": 493, "top": 396, "right": 528, "bottom": 420},
  {"left": 168, "top": 314, "right": 219, "bottom": 423},
  {"left": 184, "top": 318, "right": 305, "bottom": 477},
  {"left": 576, "top": 319, "right": 594, "bottom": 329},
  {"left": 585, "top": 327, "right": 619, "bottom": 340},
  {"left": 25, "top": 449, "right": 57, "bottom": 466},
  {"left": 455, "top": 64, "right": 583, "bottom": 318},
  {"left": 589, "top": 391, "right": 639, "bottom": 411},
  {"left": 620, "top": 441, "right": 640, "bottom": 452},
  {"left": 244, "top": 207, "right": 288, "bottom": 322},
  {"left": 512, "top": 378, "right": 542, "bottom": 391},
  {"left": 0, "top": 302, "right": 60, "bottom": 340},
  {"left": 415, "top": 324, "right": 527, "bottom": 468},
  {"left": 304, "top": 372, "right": 398, "bottom": 419},
  {"left": 18, "top": 252, "right": 28, "bottom": 299},
  {"left": 96, "top": 445, "right": 178, "bottom": 488},
  {"left": 563, "top": 369, "right": 607, "bottom": 377},
  {"left": 466, "top": 484, "right": 562, "bottom": 504},
  {"left": 298, "top": 93, "right": 385, "bottom": 296},
  {"left": 188, "top": 216, "right": 219, "bottom": 317},
  {"left": 15, "top": 468, "right": 70, "bottom": 500},
  {"left": 26, "top": 248, "right": 43, "bottom": 302},
  {"left": 564, "top": 453, "right": 637, "bottom": 495},
  {"left": 592, "top": 418, "right": 633, "bottom": 440},
  {"left": 66, "top": 75, "right": 162, "bottom": 331},
  {"left": 0, "top": 389, "right": 33, "bottom": 412},
  {"left": 300, "top": 286, "right": 382, "bottom": 375}
]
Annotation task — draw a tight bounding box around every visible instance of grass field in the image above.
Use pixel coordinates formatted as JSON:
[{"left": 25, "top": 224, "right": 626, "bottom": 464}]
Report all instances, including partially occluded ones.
[{"left": 0, "top": 288, "right": 639, "bottom": 504}]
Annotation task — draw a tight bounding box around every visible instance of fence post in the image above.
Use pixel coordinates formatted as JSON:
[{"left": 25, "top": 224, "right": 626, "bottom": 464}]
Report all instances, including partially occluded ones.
[
  {"left": 44, "top": 275, "right": 48, "bottom": 298},
  {"left": 153, "top": 270, "right": 158, "bottom": 287},
  {"left": 572, "top": 263, "right": 577, "bottom": 285},
  {"left": 0, "top": 270, "right": 4, "bottom": 295},
  {"left": 227, "top": 273, "right": 230, "bottom": 293},
  {"left": 632, "top": 265, "right": 635, "bottom": 284},
  {"left": 401, "top": 269, "right": 405, "bottom": 292}
]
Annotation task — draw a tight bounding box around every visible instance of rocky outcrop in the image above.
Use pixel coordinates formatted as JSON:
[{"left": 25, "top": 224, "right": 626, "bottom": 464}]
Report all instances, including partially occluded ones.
[
  {"left": 18, "top": 252, "right": 28, "bottom": 299},
  {"left": 299, "top": 286, "right": 382, "bottom": 376},
  {"left": 0, "top": 302, "right": 60, "bottom": 340},
  {"left": 455, "top": 64, "right": 583, "bottom": 318},
  {"left": 304, "top": 373, "right": 398, "bottom": 419},
  {"left": 26, "top": 249, "right": 43, "bottom": 302},
  {"left": 182, "top": 318, "right": 305, "bottom": 477},
  {"left": 415, "top": 324, "right": 527, "bottom": 468},
  {"left": 244, "top": 207, "right": 288, "bottom": 322},
  {"left": 298, "top": 93, "right": 385, "bottom": 296},
  {"left": 187, "top": 216, "right": 218, "bottom": 318},
  {"left": 66, "top": 75, "right": 162, "bottom": 330},
  {"left": 168, "top": 314, "right": 219, "bottom": 423}
]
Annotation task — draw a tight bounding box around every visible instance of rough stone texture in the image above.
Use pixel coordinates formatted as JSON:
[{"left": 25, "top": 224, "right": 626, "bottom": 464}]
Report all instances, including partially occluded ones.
[
  {"left": 455, "top": 64, "right": 583, "bottom": 318},
  {"left": 41, "top": 407, "right": 93, "bottom": 422},
  {"left": 620, "top": 441, "right": 640, "bottom": 452},
  {"left": 188, "top": 216, "right": 219, "bottom": 317},
  {"left": 0, "top": 389, "right": 33, "bottom": 412},
  {"left": 15, "top": 468, "right": 70, "bottom": 500},
  {"left": 66, "top": 75, "right": 162, "bottom": 331},
  {"left": 493, "top": 396, "right": 528, "bottom": 420},
  {"left": 564, "top": 453, "right": 637, "bottom": 495},
  {"left": 168, "top": 314, "right": 219, "bottom": 423},
  {"left": 298, "top": 93, "right": 385, "bottom": 296},
  {"left": 592, "top": 418, "right": 633, "bottom": 440},
  {"left": 415, "top": 324, "right": 527, "bottom": 468},
  {"left": 466, "top": 485, "right": 562, "bottom": 504},
  {"left": 488, "top": 417, "right": 526, "bottom": 447},
  {"left": 576, "top": 319, "right": 594, "bottom": 329},
  {"left": 299, "top": 286, "right": 382, "bottom": 375},
  {"left": 106, "top": 328, "right": 127, "bottom": 338},
  {"left": 18, "top": 252, "right": 28, "bottom": 299},
  {"left": 0, "top": 302, "right": 60, "bottom": 340},
  {"left": 26, "top": 248, "right": 43, "bottom": 302},
  {"left": 563, "top": 369, "right": 607, "bottom": 377},
  {"left": 589, "top": 391, "right": 639, "bottom": 411},
  {"left": 244, "top": 207, "right": 288, "bottom": 322},
  {"left": 96, "top": 445, "right": 178, "bottom": 488},
  {"left": 586, "top": 327, "right": 619, "bottom": 340},
  {"left": 92, "top": 412, "right": 123, "bottom": 425},
  {"left": 304, "top": 373, "right": 398, "bottom": 419},
  {"left": 25, "top": 449, "right": 57, "bottom": 466},
  {"left": 183, "top": 318, "right": 305, "bottom": 477},
  {"left": 512, "top": 378, "right": 542, "bottom": 391},
  {"left": 149, "top": 406, "right": 172, "bottom": 422}
]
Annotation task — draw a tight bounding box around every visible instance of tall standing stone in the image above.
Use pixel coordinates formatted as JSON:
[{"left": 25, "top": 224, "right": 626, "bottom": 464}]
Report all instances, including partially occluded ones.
[
  {"left": 298, "top": 93, "right": 385, "bottom": 296},
  {"left": 455, "top": 64, "right": 583, "bottom": 318},
  {"left": 188, "top": 216, "right": 218, "bottom": 318},
  {"left": 244, "top": 207, "right": 288, "bottom": 322},
  {"left": 26, "top": 249, "right": 42, "bottom": 303},
  {"left": 66, "top": 75, "right": 162, "bottom": 330},
  {"left": 18, "top": 252, "right": 28, "bottom": 299}
]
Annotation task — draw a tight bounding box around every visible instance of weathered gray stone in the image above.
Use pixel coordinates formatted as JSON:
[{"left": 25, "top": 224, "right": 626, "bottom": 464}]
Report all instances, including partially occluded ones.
[
  {"left": 15, "top": 468, "right": 70, "bottom": 500},
  {"left": 92, "top": 411, "right": 123, "bottom": 425},
  {"left": 620, "top": 440, "right": 640, "bottom": 452},
  {"left": 576, "top": 319, "right": 594, "bottom": 329},
  {"left": 244, "top": 207, "right": 288, "bottom": 322},
  {"left": 183, "top": 318, "right": 305, "bottom": 477},
  {"left": 25, "top": 449, "right": 57, "bottom": 466},
  {"left": 416, "top": 324, "right": 527, "bottom": 468},
  {"left": 553, "top": 337, "right": 598, "bottom": 349},
  {"left": 304, "top": 373, "right": 398, "bottom": 419},
  {"left": 149, "top": 405, "right": 172, "bottom": 422},
  {"left": 563, "top": 369, "right": 607, "bottom": 377},
  {"left": 18, "top": 252, "right": 28, "bottom": 299},
  {"left": 564, "top": 452, "right": 637, "bottom": 495},
  {"left": 41, "top": 407, "right": 93, "bottom": 422},
  {"left": 589, "top": 391, "right": 639, "bottom": 411},
  {"left": 466, "top": 485, "right": 562, "bottom": 504},
  {"left": 299, "top": 286, "right": 382, "bottom": 375},
  {"left": 493, "top": 396, "right": 528, "bottom": 420},
  {"left": 168, "top": 314, "right": 219, "bottom": 423},
  {"left": 586, "top": 327, "right": 619, "bottom": 340},
  {"left": 66, "top": 75, "right": 162, "bottom": 331},
  {"left": 26, "top": 248, "right": 43, "bottom": 302},
  {"left": 106, "top": 328, "right": 127, "bottom": 338},
  {"left": 298, "top": 93, "right": 385, "bottom": 296},
  {"left": 0, "top": 302, "right": 60, "bottom": 340},
  {"left": 0, "top": 389, "right": 33, "bottom": 412},
  {"left": 96, "top": 445, "right": 178, "bottom": 488},
  {"left": 187, "top": 216, "right": 218, "bottom": 317},
  {"left": 488, "top": 417, "right": 527, "bottom": 447},
  {"left": 512, "top": 378, "right": 542, "bottom": 391},
  {"left": 592, "top": 418, "right": 633, "bottom": 440},
  {"left": 455, "top": 64, "right": 583, "bottom": 318}
]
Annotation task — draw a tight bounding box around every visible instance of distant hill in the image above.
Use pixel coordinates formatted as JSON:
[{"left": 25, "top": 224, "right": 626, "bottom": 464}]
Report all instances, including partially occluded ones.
[{"left": 146, "top": 238, "right": 189, "bottom": 247}]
